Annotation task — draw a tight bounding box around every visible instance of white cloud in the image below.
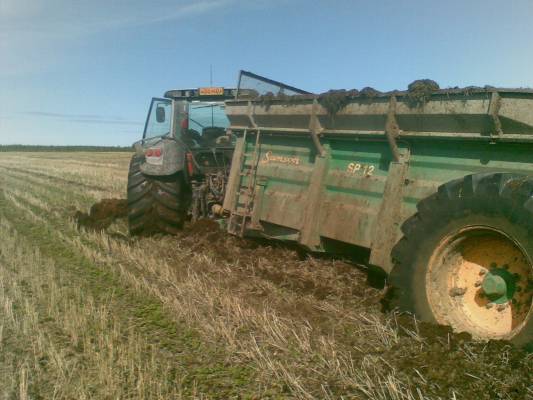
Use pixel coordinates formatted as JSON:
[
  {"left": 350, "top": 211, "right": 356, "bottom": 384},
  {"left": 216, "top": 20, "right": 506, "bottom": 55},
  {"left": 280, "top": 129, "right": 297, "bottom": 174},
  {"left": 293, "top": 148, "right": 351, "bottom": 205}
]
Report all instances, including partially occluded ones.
[{"left": 0, "top": 0, "right": 232, "bottom": 76}]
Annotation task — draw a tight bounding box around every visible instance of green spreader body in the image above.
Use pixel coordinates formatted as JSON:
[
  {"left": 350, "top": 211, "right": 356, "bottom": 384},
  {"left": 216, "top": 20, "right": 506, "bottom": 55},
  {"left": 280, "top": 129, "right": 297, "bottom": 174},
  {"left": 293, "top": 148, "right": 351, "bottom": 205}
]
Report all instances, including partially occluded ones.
[{"left": 222, "top": 86, "right": 533, "bottom": 273}]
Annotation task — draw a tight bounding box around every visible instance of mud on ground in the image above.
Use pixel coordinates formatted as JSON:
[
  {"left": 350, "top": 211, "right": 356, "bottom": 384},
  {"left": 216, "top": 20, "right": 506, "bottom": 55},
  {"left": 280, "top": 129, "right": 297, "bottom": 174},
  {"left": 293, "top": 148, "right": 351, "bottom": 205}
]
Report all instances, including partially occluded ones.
[
  {"left": 157, "top": 220, "right": 533, "bottom": 398},
  {"left": 75, "top": 198, "right": 128, "bottom": 230},
  {"left": 74, "top": 204, "right": 533, "bottom": 399}
]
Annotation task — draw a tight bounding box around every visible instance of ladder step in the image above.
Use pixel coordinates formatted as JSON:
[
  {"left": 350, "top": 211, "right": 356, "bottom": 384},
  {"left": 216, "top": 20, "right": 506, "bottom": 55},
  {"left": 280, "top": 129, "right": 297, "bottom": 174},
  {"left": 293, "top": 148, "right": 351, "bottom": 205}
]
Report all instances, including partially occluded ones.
[{"left": 234, "top": 209, "right": 252, "bottom": 217}]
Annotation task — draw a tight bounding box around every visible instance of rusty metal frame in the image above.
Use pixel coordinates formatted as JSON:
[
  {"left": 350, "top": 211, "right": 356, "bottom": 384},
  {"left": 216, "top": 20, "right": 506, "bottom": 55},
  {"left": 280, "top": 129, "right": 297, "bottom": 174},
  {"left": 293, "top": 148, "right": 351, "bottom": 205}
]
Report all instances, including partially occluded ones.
[
  {"left": 489, "top": 91, "right": 504, "bottom": 138},
  {"left": 299, "top": 154, "right": 329, "bottom": 250},
  {"left": 246, "top": 101, "right": 258, "bottom": 129},
  {"left": 222, "top": 134, "right": 245, "bottom": 213},
  {"left": 368, "top": 95, "right": 408, "bottom": 272},
  {"left": 385, "top": 96, "right": 401, "bottom": 162},
  {"left": 250, "top": 177, "right": 267, "bottom": 230},
  {"left": 369, "top": 147, "right": 410, "bottom": 273},
  {"left": 309, "top": 99, "right": 326, "bottom": 157},
  {"left": 244, "top": 130, "right": 262, "bottom": 213},
  {"left": 227, "top": 126, "right": 533, "bottom": 143}
]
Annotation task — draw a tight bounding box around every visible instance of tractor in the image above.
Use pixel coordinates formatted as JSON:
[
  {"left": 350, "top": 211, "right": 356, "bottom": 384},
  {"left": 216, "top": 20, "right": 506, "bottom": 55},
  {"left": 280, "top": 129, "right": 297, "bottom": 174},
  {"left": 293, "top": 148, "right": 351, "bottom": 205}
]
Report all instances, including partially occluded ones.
[
  {"left": 127, "top": 87, "right": 237, "bottom": 235},
  {"left": 127, "top": 72, "right": 310, "bottom": 235}
]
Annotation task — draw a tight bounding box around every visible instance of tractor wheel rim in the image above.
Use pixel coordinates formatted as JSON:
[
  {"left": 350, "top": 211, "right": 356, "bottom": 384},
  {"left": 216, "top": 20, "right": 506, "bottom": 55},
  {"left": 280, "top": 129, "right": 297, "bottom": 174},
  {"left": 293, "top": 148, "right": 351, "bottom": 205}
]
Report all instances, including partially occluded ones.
[{"left": 426, "top": 226, "right": 533, "bottom": 339}]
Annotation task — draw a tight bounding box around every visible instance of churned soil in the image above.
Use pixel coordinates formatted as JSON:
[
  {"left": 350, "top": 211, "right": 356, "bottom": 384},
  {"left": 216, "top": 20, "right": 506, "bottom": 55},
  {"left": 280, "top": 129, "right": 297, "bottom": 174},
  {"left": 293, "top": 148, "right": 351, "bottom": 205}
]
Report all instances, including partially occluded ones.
[
  {"left": 167, "top": 219, "right": 533, "bottom": 399},
  {"left": 169, "top": 219, "right": 379, "bottom": 304},
  {"left": 390, "top": 316, "right": 532, "bottom": 399},
  {"left": 168, "top": 220, "right": 533, "bottom": 398},
  {"left": 75, "top": 198, "right": 128, "bottom": 230},
  {"left": 75, "top": 203, "right": 533, "bottom": 398}
]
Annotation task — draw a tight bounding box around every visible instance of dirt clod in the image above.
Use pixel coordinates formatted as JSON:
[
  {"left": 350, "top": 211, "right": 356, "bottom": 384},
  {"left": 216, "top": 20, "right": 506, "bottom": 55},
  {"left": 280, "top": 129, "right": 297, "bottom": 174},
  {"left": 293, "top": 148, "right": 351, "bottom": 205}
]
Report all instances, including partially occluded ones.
[
  {"left": 359, "top": 86, "right": 382, "bottom": 98},
  {"left": 75, "top": 199, "right": 128, "bottom": 230},
  {"left": 407, "top": 79, "right": 440, "bottom": 106},
  {"left": 318, "top": 90, "right": 356, "bottom": 116}
]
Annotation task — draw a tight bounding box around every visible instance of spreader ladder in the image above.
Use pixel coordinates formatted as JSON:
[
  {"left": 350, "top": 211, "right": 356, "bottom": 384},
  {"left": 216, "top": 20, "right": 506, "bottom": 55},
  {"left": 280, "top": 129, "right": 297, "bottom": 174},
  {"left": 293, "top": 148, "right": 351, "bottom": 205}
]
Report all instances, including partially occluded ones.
[{"left": 229, "top": 128, "right": 261, "bottom": 236}]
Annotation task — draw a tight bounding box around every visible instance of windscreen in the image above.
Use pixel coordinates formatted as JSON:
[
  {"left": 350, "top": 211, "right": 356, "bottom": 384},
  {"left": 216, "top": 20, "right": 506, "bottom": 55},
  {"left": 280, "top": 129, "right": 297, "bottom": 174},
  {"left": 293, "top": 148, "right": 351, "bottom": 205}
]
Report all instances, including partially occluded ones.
[
  {"left": 188, "top": 102, "right": 229, "bottom": 132},
  {"left": 179, "top": 101, "right": 231, "bottom": 148},
  {"left": 236, "top": 70, "right": 311, "bottom": 99}
]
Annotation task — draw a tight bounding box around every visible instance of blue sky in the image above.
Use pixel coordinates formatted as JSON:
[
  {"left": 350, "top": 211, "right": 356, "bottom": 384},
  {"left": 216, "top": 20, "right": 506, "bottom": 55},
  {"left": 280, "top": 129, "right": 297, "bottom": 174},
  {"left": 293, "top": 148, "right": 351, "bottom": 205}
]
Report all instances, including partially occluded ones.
[{"left": 1, "top": 0, "right": 532, "bottom": 146}]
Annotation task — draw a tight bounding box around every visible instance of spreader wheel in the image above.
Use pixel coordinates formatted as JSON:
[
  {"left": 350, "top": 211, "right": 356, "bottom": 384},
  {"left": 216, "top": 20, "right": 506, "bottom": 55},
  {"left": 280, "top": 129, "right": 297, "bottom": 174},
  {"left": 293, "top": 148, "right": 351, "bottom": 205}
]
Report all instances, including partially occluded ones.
[{"left": 391, "top": 173, "right": 533, "bottom": 344}]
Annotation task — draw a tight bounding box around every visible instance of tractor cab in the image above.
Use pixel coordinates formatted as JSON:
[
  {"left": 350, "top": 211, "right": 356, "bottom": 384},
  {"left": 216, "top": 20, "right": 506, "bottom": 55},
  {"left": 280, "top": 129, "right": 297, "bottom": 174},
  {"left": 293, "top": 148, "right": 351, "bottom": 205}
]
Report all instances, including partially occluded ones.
[
  {"left": 136, "top": 87, "right": 239, "bottom": 177},
  {"left": 141, "top": 88, "right": 238, "bottom": 144},
  {"left": 163, "top": 87, "right": 238, "bottom": 148}
]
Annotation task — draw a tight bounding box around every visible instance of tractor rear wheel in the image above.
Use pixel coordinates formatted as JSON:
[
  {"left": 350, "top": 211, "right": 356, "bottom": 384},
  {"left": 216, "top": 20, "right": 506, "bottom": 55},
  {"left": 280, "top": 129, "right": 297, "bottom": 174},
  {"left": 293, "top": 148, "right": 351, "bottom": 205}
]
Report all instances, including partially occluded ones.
[
  {"left": 390, "top": 173, "right": 533, "bottom": 344},
  {"left": 127, "top": 155, "right": 190, "bottom": 235}
]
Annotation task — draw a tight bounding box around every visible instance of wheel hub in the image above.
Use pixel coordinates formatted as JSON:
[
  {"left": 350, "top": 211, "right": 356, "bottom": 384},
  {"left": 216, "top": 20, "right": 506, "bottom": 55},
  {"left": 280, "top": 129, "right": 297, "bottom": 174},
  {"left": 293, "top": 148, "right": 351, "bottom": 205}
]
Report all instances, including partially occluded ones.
[{"left": 481, "top": 266, "right": 516, "bottom": 304}]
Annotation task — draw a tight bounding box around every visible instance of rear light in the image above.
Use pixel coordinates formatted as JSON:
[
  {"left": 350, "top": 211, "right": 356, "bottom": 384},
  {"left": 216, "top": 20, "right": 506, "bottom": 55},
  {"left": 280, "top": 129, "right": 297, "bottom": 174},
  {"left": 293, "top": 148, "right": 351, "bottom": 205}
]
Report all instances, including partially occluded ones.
[
  {"left": 145, "top": 148, "right": 162, "bottom": 158},
  {"left": 186, "top": 152, "right": 194, "bottom": 176}
]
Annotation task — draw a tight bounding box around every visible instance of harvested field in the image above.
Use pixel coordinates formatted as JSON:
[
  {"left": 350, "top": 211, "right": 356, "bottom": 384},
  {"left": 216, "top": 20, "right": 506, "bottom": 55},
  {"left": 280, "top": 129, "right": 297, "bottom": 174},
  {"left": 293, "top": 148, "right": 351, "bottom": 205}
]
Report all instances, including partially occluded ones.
[{"left": 0, "top": 151, "right": 532, "bottom": 399}]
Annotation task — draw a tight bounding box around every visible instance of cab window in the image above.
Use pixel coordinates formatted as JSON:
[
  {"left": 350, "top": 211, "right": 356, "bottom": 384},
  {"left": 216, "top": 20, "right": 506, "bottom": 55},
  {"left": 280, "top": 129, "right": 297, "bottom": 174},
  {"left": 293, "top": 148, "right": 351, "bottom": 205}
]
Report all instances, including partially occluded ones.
[
  {"left": 188, "top": 102, "right": 229, "bottom": 132},
  {"left": 143, "top": 98, "right": 172, "bottom": 139}
]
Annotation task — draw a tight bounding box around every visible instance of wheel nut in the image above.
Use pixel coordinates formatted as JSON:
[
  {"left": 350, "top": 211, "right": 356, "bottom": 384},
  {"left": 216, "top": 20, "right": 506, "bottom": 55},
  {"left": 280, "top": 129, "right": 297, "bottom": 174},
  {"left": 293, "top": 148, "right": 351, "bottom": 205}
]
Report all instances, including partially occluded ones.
[
  {"left": 486, "top": 302, "right": 494, "bottom": 309},
  {"left": 450, "top": 287, "right": 467, "bottom": 297},
  {"left": 475, "top": 280, "right": 482, "bottom": 287},
  {"left": 479, "top": 270, "right": 487, "bottom": 276},
  {"left": 497, "top": 304, "right": 507, "bottom": 312}
]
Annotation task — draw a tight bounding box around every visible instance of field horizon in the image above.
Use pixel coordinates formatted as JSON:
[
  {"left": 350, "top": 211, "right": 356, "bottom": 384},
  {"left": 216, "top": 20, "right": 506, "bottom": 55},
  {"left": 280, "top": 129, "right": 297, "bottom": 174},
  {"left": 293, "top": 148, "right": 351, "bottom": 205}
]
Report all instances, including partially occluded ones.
[{"left": 0, "top": 145, "right": 133, "bottom": 152}]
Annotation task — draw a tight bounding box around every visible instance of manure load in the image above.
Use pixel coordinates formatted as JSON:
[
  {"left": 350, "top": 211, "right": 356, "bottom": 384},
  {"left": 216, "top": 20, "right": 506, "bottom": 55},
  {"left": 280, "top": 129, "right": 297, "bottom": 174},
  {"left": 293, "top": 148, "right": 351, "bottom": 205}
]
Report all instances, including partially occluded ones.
[
  {"left": 222, "top": 71, "right": 533, "bottom": 344},
  {"left": 226, "top": 87, "right": 533, "bottom": 139}
]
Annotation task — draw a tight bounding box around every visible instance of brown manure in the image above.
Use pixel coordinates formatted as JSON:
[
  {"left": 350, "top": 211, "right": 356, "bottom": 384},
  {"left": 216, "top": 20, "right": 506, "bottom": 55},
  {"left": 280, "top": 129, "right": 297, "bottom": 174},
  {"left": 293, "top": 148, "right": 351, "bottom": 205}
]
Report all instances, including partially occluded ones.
[
  {"left": 75, "top": 199, "right": 128, "bottom": 230},
  {"left": 318, "top": 89, "right": 359, "bottom": 116},
  {"left": 359, "top": 86, "right": 382, "bottom": 97},
  {"left": 407, "top": 79, "right": 440, "bottom": 106}
]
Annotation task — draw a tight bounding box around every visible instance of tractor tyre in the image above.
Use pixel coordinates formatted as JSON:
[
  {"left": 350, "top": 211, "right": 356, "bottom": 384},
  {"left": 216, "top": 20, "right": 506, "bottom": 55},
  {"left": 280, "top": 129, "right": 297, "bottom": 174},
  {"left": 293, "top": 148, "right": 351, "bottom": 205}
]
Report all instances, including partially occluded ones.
[
  {"left": 127, "top": 155, "right": 190, "bottom": 236},
  {"left": 390, "top": 173, "right": 533, "bottom": 345}
]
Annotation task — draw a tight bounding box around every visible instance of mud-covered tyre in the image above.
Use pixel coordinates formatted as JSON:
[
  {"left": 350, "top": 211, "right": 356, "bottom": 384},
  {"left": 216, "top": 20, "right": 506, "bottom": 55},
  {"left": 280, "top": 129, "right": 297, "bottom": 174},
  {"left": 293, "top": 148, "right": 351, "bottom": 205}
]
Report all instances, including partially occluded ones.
[
  {"left": 127, "top": 155, "right": 190, "bottom": 235},
  {"left": 390, "top": 173, "right": 533, "bottom": 344}
]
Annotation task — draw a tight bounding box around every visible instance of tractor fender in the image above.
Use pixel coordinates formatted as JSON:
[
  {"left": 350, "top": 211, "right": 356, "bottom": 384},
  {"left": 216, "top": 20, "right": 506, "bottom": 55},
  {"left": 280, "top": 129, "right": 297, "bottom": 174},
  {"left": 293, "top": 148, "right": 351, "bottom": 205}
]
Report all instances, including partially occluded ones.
[{"left": 139, "top": 137, "right": 185, "bottom": 176}]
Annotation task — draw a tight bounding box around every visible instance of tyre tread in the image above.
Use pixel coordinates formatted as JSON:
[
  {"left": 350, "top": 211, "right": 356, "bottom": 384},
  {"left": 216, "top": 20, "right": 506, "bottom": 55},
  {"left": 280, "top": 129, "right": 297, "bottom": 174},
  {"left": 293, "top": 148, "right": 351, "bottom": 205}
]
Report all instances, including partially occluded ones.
[{"left": 126, "top": 154, "right": 189, "bottom": 235}]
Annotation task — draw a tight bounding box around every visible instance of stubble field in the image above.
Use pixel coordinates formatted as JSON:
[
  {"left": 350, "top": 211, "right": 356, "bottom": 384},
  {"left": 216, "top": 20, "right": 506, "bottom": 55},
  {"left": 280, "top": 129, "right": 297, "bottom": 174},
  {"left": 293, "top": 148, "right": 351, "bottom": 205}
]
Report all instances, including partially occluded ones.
[{"left": 0, "top": 151, "right": 532, "bottom": 400}]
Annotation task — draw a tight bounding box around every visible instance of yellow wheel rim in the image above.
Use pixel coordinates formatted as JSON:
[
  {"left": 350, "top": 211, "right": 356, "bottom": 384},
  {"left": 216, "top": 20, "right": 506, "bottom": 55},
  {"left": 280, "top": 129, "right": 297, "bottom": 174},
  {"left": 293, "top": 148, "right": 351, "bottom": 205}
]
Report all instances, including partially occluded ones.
[{"left": 426, "top": 227, "right": 533, "bottom": 339}]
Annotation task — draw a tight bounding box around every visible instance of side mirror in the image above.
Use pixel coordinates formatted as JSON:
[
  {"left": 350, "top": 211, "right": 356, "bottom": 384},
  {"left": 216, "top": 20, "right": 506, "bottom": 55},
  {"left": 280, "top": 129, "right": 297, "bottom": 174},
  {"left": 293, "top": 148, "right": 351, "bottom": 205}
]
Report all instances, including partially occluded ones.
[{"left": 156, "top": 106, "right": 166, "bottom": 123}]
